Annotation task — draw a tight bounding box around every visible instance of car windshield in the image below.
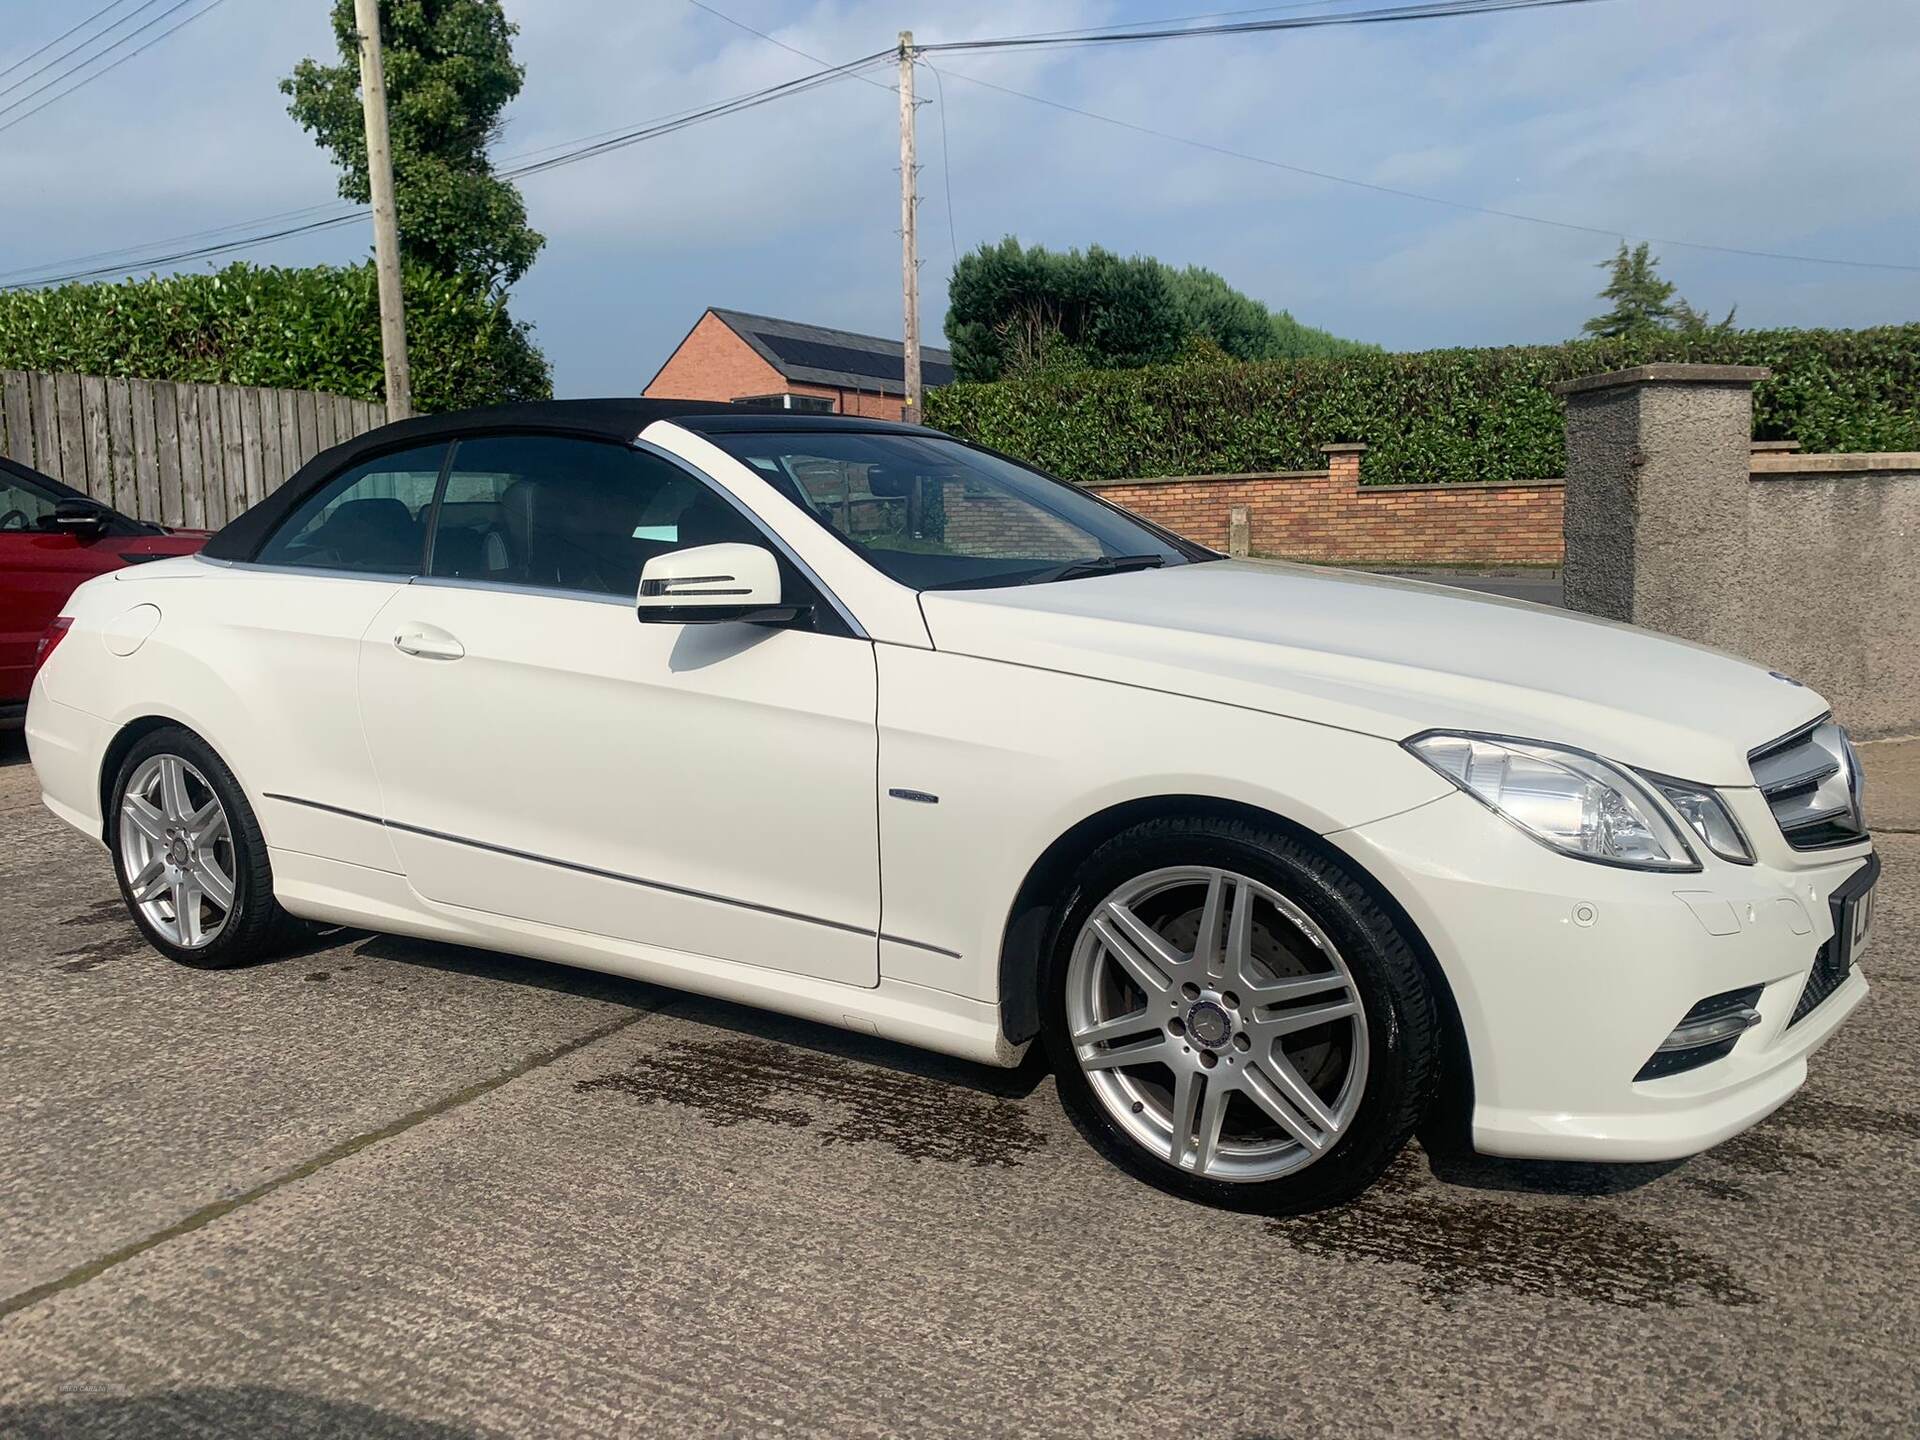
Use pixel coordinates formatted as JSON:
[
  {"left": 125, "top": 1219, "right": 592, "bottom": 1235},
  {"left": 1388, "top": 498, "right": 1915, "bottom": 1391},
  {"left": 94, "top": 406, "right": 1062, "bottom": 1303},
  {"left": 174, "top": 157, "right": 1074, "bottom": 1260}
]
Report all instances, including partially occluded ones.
[{"left": 705, "top": 431, "right": 1203, "bottom": 590}]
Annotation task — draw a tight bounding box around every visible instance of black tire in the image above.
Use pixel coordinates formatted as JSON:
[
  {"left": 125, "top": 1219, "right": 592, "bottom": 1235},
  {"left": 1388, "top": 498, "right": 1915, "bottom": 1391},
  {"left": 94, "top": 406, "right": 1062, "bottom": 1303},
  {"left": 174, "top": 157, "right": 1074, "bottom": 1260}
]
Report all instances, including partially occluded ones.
[
  {"left": 1041, "top": 814, "right": 1440, "bottom": 1213},
  {"left": 106, "top": 726, "right": 304, "bottom": 970}
]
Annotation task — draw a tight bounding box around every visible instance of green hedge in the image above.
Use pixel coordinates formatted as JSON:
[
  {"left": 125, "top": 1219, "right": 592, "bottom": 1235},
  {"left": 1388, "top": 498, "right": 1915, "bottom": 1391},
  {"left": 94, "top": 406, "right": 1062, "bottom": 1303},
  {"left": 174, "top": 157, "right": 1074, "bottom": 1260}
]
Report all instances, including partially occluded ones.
[
  {"left": 923, "top": 325, "right": 1920, "bottom": 484},
  {"left": 0, "top": 261, "right": 549, "bottom": 413}
]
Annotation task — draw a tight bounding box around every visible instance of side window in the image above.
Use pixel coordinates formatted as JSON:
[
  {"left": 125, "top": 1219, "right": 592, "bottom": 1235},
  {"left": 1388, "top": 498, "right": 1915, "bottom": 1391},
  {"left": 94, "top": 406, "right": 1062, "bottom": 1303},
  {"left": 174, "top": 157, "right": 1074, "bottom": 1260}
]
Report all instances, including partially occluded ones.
[
  {"left": 427, "top": 435, "right": 765, "bottom": 598},
  {"left": 0, "top": 468, "right": 61, "bottom": 531},
  {"left": 256, "top": 443, "right": 447, "bottom": 574}
]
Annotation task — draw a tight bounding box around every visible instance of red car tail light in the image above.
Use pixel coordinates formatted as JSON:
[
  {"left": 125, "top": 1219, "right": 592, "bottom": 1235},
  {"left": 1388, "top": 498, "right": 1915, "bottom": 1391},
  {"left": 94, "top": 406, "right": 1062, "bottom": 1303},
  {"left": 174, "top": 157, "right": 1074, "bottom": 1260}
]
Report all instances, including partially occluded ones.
[{"left": 33, "top": 616, "right": 73, "bottom": 673}]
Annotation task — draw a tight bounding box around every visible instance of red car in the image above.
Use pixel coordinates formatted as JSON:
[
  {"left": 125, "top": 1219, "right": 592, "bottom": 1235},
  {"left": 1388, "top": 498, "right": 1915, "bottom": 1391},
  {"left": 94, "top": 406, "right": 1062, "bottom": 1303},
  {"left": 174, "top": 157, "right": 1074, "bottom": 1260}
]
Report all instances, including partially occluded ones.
[{"left": 1, "top": 455, "right": 208, "bottom": 724}]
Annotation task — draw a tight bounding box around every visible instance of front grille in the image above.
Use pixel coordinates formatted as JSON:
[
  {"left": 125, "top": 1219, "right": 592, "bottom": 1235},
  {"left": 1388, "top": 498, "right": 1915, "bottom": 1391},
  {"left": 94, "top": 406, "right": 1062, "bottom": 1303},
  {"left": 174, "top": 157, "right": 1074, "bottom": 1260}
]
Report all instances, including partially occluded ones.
[{"left": 1749, "top": 717, "right": 1868, "bottom": 851}]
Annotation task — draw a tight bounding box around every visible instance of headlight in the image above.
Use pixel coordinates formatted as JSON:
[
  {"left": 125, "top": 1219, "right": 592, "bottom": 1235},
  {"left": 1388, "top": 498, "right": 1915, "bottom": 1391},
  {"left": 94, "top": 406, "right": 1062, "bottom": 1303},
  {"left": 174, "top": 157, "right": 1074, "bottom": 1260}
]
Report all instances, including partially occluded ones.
[
  {"left": 1643, "top": 774, "right": 1753, "bottom": 864},
  {"left": 1406, "top": 733, "right": 1699, "bottom": 871}
]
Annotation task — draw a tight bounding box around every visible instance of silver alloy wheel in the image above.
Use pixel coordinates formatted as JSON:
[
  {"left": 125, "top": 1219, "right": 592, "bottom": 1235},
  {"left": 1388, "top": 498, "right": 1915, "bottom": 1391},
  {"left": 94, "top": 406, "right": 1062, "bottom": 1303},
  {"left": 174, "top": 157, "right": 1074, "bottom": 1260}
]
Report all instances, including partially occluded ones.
[
  {"left": 117, "top": 754, "right": 236, "bottom": 949},
  {"left": 1065, "top": 866, "right": 1369, "bottom": 1183}
]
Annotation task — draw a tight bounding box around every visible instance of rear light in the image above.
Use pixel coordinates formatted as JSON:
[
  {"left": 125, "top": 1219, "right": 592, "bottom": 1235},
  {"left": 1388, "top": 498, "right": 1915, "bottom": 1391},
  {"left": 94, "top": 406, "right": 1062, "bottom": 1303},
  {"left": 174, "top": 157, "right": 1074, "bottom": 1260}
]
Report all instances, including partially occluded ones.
[{"left": 33, "top": 616, "right": 73, "bottom": 673}]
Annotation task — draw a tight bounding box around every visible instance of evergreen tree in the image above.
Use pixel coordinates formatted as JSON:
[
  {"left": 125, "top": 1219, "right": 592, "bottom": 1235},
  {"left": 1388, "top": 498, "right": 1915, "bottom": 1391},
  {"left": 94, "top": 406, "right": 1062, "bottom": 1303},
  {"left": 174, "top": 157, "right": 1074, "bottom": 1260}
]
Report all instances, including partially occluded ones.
[{"left": 1584, "top": 241, "right": 1733, "bottom": 338}]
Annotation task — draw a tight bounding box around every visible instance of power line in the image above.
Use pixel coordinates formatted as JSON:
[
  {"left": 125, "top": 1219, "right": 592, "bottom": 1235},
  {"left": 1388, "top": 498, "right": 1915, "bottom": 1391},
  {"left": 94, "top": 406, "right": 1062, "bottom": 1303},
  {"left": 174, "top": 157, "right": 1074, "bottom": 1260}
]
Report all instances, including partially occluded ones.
[
  {"left": 2, "top": 52, "right": 894, "bottom": 290},
  {"left": 0, "top": 199, "right": 361, "bottom": 285},
  {"left": 0, "top": 0, "right": 192, "bottom": 115},
  {"left": 0, "top": 0, "right": 233, "bottom": 137},
  {"left": 931, "top": 64, "right": 1920, "bottom": 274},
  {"left": 683, "top": 0, "right": 895, "bottom": 92},
  {"left": 500, "top": 50, "right": 890, "bottom": 179},
  {"left": 975, "top": 1, "right": 1362, "bottom": 45},
  {"left": 0, "top": 0, "right": 163, "bottom": 101},
  {"left": 0, "top": 0, "right": 147, "bottom": 89},
  {"left": 0, "top": 60, "right": 887, "bottom": 287},
  {"left": 683, "top": 0, "right": 954, "bottom": 255},
  {"left": 918, "top": 0, "right": 1608, "bottom": 53},
  {"left": 922, "top": 61, "right": 961, "bottom": 260}
]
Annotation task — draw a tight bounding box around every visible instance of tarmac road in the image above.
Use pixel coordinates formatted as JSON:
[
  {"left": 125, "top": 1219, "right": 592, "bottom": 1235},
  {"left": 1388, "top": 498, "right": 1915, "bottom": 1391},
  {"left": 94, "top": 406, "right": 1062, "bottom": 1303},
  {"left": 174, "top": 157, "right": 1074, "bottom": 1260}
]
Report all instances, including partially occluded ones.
[{"left": 0, "top": 732, "right": 1914, "bottom": 1439}]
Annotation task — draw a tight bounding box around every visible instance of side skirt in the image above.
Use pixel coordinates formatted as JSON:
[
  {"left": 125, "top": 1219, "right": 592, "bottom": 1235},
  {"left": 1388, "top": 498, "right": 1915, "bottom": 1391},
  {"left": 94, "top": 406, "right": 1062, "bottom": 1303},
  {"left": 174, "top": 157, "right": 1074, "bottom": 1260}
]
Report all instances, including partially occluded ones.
[{"left": 270, "top": 848, "right": 1026, "bottom": 1069}]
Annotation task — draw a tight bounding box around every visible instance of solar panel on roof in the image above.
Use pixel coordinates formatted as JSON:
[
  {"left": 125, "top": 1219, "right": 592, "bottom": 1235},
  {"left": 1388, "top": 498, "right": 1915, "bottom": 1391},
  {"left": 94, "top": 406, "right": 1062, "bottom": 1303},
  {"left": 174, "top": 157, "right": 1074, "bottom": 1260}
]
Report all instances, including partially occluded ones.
[
  {"left": 759, "top": 334, "right": 902, "bottom": 383},
  {"left": 755, "top": 332, "right": 955, "bottom": 389}
]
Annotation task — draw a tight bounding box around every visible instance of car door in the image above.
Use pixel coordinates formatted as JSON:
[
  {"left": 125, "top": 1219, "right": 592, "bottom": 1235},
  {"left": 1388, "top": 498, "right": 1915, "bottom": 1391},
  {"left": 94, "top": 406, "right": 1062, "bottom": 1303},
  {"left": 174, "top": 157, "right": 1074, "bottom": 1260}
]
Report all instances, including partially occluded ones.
[
  {"left": 0, "top": 462, "right": 111, "bottom": 705},
  {"left": 212, "top": 440, "right": 449, "bottom": 872},
  {"left": 357, "top": 433, "right": 881, "bottom": 988}
]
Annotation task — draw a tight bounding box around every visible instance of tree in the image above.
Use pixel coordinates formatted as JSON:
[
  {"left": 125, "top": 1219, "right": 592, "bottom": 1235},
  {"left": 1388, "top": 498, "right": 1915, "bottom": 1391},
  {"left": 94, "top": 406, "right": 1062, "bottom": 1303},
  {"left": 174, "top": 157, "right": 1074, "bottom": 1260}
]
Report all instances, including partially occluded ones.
[
  {"left": 1583, "top": 241, "right": 1734, "bottom": 339},
  {"left": 282, "top": 0, "right": 544, "bottom": 293},
  {"left": 945, "top": 237, "right": 1373, "bottom": 381}
]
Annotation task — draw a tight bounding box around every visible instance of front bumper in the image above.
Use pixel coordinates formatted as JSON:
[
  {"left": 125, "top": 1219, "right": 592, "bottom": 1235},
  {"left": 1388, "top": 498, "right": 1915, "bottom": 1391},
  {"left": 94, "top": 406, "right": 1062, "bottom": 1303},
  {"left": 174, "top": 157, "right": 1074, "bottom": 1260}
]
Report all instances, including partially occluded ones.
[{"left": 1333, "top": 791, "right": 1873, "bottom": 1163}]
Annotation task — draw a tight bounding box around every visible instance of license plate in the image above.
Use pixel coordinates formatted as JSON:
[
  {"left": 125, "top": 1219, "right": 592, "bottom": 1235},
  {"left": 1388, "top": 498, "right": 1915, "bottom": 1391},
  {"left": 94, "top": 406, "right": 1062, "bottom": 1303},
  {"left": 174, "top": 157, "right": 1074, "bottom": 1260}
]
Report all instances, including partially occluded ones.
[
  {"left": 1845, "top": 884, "right": 1874, "bottom": 963},
  {"left": 1831, "top": 857, "right": 1879, "bottom": 970}
]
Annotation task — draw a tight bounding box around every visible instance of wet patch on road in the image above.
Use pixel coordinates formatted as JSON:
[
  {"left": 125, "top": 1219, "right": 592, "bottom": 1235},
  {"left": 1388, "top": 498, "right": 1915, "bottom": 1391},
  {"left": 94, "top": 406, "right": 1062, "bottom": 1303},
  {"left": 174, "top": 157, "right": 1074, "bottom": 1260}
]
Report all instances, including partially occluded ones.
[
  {"left": 51, "top": 897, "right": 147, "bottom": 972},
  {"left": 1267, "top": 1156, "right": 1760, "bottom": 1310},
  {"left": 59, "top": 897, "right": 127, "bottom": 929},
  {"left": 575, "top": 1035, "right": 1048, "bottom": 1168}
]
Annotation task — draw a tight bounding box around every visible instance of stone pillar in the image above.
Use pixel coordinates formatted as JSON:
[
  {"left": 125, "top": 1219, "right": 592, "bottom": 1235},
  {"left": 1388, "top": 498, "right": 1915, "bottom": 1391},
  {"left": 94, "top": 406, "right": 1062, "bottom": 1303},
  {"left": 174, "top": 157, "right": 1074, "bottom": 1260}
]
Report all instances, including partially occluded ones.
[
  {"left": 1321, "top": 441, "right": 1366, "bottom": 489},
  {"left": 1227, "top": 505, "right": 1251, "bottom": 558},
  {"left": 1554, "top": 364, "right": 1769, "bottom": 654}
]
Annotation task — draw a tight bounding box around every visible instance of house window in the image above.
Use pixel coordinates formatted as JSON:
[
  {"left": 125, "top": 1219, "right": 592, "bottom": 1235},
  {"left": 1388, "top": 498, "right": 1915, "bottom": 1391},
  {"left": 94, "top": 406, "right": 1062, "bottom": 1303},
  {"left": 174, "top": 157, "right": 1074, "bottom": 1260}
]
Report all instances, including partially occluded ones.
[{"left": 732, "top": 393, "right": 835, "bottom": 414}]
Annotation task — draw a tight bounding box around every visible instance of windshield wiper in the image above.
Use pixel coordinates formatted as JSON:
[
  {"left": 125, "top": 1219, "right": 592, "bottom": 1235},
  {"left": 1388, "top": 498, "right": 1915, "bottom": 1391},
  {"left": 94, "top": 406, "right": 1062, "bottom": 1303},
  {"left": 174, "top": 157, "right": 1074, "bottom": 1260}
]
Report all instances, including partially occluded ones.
[{"left": 1022, "top": 554, "right": 1168, "bottom": 586}]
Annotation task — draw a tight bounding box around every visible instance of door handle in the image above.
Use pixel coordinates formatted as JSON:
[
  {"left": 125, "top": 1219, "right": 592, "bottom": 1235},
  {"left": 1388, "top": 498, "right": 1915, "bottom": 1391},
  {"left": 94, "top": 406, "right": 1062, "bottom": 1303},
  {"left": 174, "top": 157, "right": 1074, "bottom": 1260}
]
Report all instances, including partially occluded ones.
[{"left": 393, "top": 625, "right": 465, "bottom": 661}]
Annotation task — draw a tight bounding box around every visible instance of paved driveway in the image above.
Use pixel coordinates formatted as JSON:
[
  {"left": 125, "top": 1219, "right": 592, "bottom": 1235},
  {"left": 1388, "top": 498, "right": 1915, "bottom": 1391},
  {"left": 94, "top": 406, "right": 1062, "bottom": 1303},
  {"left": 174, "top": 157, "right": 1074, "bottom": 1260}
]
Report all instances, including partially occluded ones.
[{"left": 0, "top": 733, "right": 1914, "bottom": 1438}]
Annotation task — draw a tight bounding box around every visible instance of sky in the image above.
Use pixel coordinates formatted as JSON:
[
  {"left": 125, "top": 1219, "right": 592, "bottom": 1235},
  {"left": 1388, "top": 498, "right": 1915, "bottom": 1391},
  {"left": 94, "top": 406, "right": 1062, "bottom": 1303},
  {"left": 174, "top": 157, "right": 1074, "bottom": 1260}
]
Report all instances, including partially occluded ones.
[{"left": 2, "top": 0, "right": 1917, "bottom": 397}]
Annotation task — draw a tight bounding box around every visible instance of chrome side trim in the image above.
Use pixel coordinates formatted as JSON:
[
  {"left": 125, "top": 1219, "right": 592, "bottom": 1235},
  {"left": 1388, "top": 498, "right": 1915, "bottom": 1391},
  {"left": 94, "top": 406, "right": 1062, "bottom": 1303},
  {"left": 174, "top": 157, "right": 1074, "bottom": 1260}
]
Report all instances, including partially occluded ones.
[
  {"left": 881, "top": 933, "right": 961, "bottom": 959},
  {"left": 260, "top": 792, "right": 957, "bottom": 957},
  {"left": 409, "top": 575, "right": 632, "bottom": 608},
  {"left": 200, "top": 556, "right": 417, "bottom": 584}
]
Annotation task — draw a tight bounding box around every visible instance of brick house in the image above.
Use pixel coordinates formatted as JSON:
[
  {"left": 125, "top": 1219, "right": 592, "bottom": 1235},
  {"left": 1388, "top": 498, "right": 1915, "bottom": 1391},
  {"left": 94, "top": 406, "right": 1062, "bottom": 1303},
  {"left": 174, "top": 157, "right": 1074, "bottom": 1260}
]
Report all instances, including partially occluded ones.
[{"left": 643, "top": 308, "right": 956, "bottom": 421}]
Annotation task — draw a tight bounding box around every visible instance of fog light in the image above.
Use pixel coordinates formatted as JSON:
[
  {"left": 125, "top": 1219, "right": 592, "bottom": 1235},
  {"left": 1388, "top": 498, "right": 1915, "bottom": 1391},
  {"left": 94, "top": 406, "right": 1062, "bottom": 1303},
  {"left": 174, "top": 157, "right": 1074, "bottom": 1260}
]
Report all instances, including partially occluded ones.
[{"left": 1635, "top": 985, "right": 1763, "bottom": 1081}]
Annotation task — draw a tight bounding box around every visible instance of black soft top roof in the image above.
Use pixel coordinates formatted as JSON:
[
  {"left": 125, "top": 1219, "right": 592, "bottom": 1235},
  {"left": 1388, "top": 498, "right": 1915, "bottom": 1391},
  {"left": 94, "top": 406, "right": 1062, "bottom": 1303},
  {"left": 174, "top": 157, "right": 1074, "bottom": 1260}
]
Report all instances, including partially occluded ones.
[{"left": 202, "top": 397, "right": 944, "bottom": 562}]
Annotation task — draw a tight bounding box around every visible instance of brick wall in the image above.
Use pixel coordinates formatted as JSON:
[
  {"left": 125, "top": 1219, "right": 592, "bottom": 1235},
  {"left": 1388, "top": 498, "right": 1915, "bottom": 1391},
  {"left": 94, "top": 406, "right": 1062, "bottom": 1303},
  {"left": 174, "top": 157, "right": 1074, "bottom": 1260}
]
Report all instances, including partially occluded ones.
[
  {"left": 644, "top": 311, "right": 910, "bottom": 421},
  {"left": 1087, "top": 444, "right": 1565, "bottom": 566}
]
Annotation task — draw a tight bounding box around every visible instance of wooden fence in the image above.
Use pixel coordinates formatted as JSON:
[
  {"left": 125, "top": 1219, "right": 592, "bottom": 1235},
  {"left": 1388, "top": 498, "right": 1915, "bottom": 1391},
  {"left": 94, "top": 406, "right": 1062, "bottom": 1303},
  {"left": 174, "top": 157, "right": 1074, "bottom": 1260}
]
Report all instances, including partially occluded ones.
[{"left": 0, "top": 370, "right": 384, "bottom": 531}]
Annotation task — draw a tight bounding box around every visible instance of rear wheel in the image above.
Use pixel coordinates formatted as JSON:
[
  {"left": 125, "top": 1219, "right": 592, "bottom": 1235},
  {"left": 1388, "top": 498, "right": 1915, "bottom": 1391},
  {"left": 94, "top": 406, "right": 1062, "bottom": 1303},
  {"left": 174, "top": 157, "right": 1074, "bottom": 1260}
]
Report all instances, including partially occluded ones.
[
  {"left": 1042, "top": 815, "right": 1440, "bottom": 1212},
  {"left": 108, "top": 727, "right": 302, "bottom": 969}
]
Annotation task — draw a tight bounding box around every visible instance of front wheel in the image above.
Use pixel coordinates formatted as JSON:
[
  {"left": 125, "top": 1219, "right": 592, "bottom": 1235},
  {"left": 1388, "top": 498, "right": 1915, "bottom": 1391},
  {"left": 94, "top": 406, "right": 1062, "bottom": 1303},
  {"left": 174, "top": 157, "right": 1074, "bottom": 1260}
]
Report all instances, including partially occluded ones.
[
  {"left": 108, "top": 727, "right": 303, "bottom": 969},
  {"left": 1042, "top": 815, "right": 1441, "bottom": 1213}
]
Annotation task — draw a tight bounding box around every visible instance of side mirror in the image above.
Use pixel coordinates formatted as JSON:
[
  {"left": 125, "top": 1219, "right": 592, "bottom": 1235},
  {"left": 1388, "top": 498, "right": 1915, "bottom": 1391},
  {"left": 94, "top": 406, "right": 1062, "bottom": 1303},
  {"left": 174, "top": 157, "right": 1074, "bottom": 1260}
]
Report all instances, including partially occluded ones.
[
  {"left": 51, "top": 498, "right": 110, "bottom": 538},
  {"left": 635, "top": 543, "right": 809, "bottom": 625}
]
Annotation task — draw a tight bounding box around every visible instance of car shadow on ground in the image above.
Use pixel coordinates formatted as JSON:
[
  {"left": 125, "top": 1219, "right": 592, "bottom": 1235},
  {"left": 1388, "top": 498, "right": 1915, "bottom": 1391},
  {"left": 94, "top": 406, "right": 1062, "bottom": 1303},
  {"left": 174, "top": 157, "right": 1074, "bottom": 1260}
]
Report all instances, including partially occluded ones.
[
  {"left": 346, "top": 930, "right": 1053, "bottom": 1103},
  {"left": 0, "top": 1388, "right": 507, "bottom": 1440},
  {"left": 343, "top": 931, "right": 1690, "bottom": 1191},
  {"left": 1423, "top": 1146, "right": 1684, "bottom": 1196}
]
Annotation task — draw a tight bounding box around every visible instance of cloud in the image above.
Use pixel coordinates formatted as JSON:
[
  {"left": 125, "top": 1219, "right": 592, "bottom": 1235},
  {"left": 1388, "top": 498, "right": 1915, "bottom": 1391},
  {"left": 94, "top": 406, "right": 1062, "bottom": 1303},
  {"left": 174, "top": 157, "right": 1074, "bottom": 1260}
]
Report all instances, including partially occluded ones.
[{"left": 2, "top": 0, "right": 1915, "bottom": 392}]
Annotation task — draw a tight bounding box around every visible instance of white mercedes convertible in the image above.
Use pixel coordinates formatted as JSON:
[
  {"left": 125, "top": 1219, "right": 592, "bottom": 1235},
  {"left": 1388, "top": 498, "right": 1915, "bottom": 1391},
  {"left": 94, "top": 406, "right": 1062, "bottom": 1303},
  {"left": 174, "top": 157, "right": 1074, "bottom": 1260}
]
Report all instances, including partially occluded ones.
[{"left": 26, "top": 400, "right": 1876, "bottom": 1211}]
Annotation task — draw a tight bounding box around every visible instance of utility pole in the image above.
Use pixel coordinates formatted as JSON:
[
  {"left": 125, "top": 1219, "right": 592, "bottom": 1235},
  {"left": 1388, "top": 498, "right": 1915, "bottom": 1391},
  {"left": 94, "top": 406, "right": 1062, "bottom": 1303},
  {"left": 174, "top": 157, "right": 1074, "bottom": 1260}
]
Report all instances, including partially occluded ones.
[
  {"left": 354, "top": 0, "right": 412, "bottom": 422},
  {"left": 897, "top": 30, "right": 921, "bottom": 424}
]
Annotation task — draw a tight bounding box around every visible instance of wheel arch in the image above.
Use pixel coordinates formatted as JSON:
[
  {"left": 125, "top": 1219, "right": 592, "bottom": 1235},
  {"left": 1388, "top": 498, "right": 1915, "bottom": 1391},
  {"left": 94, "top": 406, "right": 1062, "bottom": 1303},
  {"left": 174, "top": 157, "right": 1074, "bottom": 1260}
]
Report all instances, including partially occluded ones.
[
  {"left": 995, "top": 793, "right": 1473, "bottom": 1129},
  {"left": 97, "top": 714, "right": 214, "bottom": 842}
]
